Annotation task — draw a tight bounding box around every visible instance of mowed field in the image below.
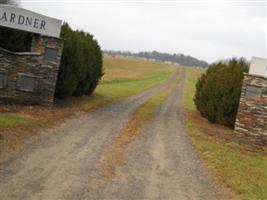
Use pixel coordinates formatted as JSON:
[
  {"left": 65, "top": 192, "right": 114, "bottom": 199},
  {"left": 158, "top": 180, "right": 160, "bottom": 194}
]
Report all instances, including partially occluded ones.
[
  {"left": 0, "top": 56, "right": 176, "bottom": 158},
  {"left": 184, "top": 68, "right": 267, "bottom": 200},
  {"left": 83, "top": 55, "right": 176, "bottom": 110}
]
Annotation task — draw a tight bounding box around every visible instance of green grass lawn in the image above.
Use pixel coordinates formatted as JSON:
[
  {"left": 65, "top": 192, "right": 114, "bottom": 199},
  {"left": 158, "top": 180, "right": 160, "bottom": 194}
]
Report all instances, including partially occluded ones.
[
  {"left": 184, "top": 67, "right": 203, "bottom": 111},
  {"left": 184, "top": 68, "right": 267, "bottom": 200},
  {"left": 0, "top": 113, "right": 34, "bottom": 129}
]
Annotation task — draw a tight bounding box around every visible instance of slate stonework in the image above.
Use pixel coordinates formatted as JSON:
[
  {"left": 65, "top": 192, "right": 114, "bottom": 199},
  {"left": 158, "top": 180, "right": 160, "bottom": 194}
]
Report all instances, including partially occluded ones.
[
  {"left": 0, "top": 34, "right": 63, "bottom": 105},
  {"left": 235, "top": 74, "right": 267, "bottom": 144}
]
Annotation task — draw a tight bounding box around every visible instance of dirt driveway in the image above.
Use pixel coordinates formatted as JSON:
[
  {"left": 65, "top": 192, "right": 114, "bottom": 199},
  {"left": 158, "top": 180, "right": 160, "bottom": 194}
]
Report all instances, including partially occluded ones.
[{"left": 0, "top": 68, "right": 222, "bottom": 200}]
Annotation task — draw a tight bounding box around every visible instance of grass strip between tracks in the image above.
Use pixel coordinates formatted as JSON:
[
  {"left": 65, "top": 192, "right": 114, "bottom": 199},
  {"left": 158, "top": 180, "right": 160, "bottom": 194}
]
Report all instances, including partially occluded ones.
[{"left": 99, "top": 76, "right": 180, "bottom": 180}]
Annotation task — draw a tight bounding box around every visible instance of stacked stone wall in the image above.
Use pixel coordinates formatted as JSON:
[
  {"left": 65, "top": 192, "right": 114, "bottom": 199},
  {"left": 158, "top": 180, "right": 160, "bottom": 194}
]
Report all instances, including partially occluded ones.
[
  {"left": 0, "top": 35, "right": 64, "bottom": 105},
  {"left": 235, "top": 74, "right": 267, "bottom": 144}
]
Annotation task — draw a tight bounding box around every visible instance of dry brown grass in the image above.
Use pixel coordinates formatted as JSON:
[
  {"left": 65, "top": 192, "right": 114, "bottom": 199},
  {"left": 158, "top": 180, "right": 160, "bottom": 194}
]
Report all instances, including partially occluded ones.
[
  {"left": 186, "top": 110, "right": 267, "bottom": 158},
  {"left": 98, "top": 76, "right": 179, "bottom": 180},
  {"left": 0, "top": 99, "right": 85, "bottom": 161},
  {"left": 98, "top": 110, "right": 149, "bottom": 179},
  {"left": 103, "top": 55, "right": 168, "bottom": 80}
]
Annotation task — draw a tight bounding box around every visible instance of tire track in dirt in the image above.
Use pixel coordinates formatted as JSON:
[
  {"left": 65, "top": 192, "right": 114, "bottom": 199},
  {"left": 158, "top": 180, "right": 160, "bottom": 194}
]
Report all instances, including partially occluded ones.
[
  {"left": 144, "top": 67, "right": 221, "bottom": 200},
  {"left": 86, "top": 67, "right": 223, "bottom": 200}
]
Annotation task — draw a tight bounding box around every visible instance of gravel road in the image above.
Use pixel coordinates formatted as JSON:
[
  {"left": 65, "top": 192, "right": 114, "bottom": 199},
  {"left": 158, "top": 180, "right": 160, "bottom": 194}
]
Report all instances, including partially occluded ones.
[{"left": 0, "top": 68, "right": 222, "bottom": 200}]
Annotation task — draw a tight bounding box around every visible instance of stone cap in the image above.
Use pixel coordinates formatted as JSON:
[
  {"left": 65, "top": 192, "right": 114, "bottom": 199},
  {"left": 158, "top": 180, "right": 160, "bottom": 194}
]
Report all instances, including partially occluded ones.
[
  {"left": 36, "top": 34, "right": 65, "bottom": 41},
  {"left": 244, "top": 73, "right": 267, "bottom": 80},
  {"left": 0, "top": 47, "right": 41, "bottom": 56}
]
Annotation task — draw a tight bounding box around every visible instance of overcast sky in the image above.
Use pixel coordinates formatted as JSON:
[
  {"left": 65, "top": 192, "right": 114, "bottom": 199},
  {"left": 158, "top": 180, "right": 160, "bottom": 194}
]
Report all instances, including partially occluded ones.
[{"left": 20, "top": 0, "right": 266, "bottom": 63}]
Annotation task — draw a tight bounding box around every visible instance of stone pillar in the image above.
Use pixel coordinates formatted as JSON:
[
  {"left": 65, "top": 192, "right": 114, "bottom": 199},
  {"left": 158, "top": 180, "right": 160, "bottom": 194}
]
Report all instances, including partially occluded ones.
[
  {"left": 33, "top": 35, "right": 64, "bottom": 105},
  {"left": 31, "top": 34, "right": 43, "bottom": 53},
  {"left": 0, "top": 34, "right": 64, "bottom": 106},
  {"left": 235, "top": 74, "right": 267, "bottom": 144}
]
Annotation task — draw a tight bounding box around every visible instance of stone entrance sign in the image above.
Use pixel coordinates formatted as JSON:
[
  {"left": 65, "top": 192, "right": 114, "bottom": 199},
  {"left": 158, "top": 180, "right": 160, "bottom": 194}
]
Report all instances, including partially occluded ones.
[
  {"left": 0, "top": 4, "right": 62, "bottom": 37},
  {"left": 0, "top": 5, "right": 64, "bottom": 105}
]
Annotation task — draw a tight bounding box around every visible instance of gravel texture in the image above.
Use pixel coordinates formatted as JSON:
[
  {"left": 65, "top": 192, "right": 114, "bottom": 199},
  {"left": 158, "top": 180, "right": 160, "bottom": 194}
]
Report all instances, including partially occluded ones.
[{"left": 0, "top": 68, "right": 222, "bottom": 200}]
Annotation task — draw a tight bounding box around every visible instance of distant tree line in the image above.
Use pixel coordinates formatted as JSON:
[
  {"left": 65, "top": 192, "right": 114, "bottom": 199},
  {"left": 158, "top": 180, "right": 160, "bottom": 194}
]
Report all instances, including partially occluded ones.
[
  {"left": 194, "top": 58, "right": 249, "bottom": 128},
  {"left": 0, "top": 0, "right": 103, "bottom": 99},
  {"left": 104, "top": 50, "right": 209, "bottom": 68}
]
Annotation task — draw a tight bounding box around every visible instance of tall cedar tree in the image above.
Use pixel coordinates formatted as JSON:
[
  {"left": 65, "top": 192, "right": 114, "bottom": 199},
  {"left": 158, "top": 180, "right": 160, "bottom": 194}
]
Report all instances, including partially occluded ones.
[
  {"left": 194, "top": 58, "right": 249, "bottom": 128},
  {"left": 55, "top": 23, "right": 103, "bottom": 98}
]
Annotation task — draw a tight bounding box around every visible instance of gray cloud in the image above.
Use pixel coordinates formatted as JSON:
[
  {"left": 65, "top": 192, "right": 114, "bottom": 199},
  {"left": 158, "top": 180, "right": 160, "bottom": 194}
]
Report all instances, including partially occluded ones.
[{"left": 21, "top": 0, "right": 266, "bottom": 62}]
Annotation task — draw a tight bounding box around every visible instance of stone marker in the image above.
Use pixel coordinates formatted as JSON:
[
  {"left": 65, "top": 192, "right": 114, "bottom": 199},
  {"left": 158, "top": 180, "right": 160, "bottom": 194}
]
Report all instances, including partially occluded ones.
[
  {"left": 235, "top": 57, "right": 267, "bottom": 144},
  {"left": 0, "top": 4, "right": 64, "bottom": 105}
]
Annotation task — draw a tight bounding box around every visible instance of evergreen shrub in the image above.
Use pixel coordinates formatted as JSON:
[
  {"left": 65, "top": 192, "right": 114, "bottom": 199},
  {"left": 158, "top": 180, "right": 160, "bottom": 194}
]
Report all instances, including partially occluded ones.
[
  {"left": 194, "top": 58, "right": 249, "bottom": 128},
  {"left": 55, "top": 23, "right": 103, "bottom": 98}
]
